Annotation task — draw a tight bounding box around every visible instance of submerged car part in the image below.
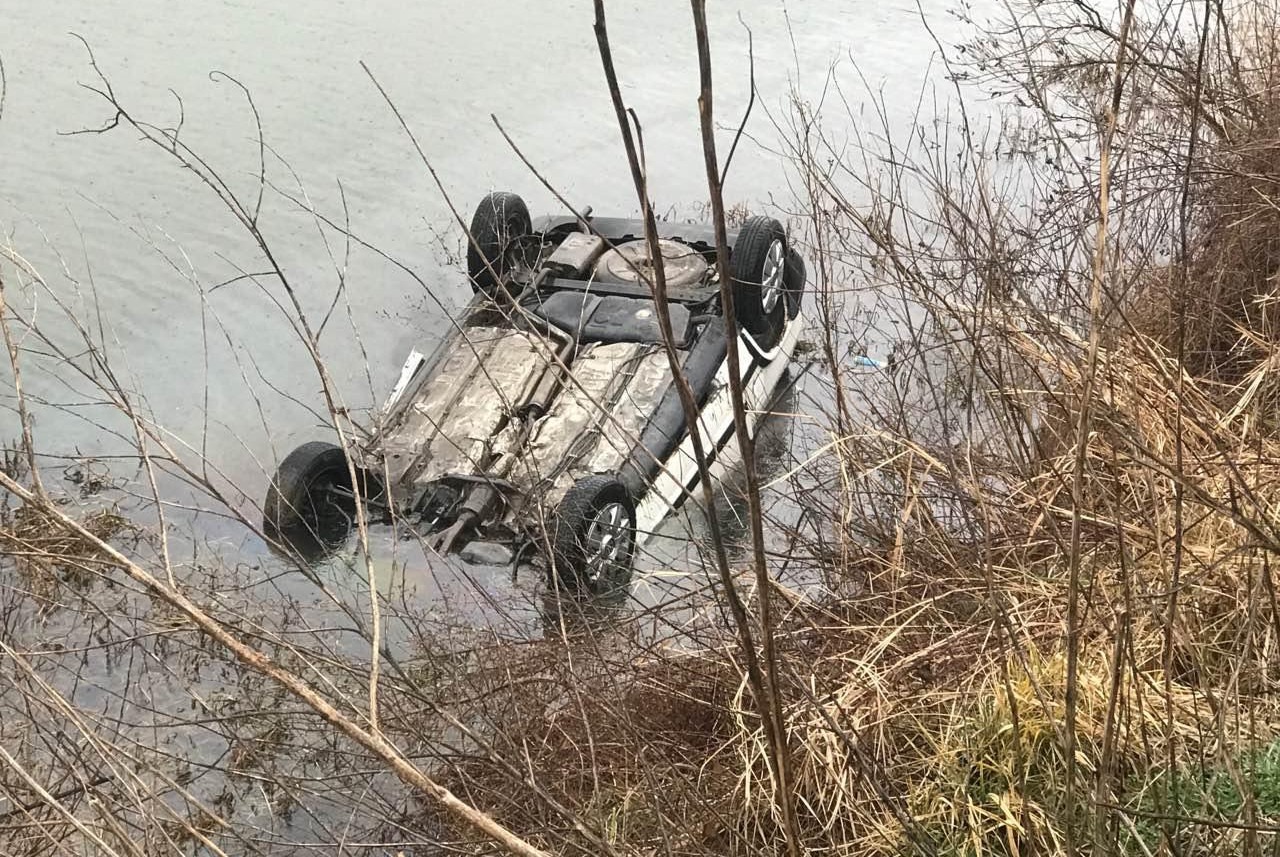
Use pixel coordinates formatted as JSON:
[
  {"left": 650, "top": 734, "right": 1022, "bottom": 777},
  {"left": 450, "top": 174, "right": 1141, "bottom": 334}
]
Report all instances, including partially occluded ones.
[
  {"left": 263, "top": 441, "right": 373, "bottom": 561},
  {"left": 263, "top": 190, "right": 808, "bottom": 596}
]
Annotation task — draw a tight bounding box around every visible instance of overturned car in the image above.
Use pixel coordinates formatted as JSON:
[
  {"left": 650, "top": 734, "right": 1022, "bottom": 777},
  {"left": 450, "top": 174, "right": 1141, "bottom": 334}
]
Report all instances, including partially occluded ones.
[{"left": 263, "top": 192, "right": 807, "bottom": 594}]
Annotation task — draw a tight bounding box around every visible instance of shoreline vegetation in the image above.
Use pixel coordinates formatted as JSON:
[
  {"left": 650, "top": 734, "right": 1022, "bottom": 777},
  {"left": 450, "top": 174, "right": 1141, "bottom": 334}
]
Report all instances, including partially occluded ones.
[{"left": 6, "top": 0, "right": 1280, "bottom": 854}]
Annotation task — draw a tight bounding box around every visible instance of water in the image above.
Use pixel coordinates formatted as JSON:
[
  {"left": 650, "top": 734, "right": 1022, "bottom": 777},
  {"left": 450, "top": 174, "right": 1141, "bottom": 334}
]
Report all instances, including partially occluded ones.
[
  {"left": 0, "top": 0, "right": 987, "bottom": 606},
  {"left": 1, "top": 0, "right": 968, "bottom": 476}
]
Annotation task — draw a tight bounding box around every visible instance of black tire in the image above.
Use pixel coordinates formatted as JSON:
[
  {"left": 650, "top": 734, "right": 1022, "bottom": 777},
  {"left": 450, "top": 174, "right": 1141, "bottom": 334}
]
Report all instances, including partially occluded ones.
[
  {"left": 784, "top": 247, "right": 806, "bottom": 320},
  {"left": 263, "top": 441, "right": 356, "bottom": 548},
  {"left": 730, "top": 215, "right": 789, "bottom": 350},
  {"left": 466, "top": 191, "right": 531, "bottom": 298},
  {"left": 550, "top": 474, "right": 637, "bottom": 595}
]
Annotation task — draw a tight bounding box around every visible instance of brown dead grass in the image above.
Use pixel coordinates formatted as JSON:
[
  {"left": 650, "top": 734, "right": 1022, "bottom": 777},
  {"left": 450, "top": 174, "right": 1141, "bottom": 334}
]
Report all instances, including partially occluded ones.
[{"left": 1, "top": 500, "right": 130, "bottom": 595}]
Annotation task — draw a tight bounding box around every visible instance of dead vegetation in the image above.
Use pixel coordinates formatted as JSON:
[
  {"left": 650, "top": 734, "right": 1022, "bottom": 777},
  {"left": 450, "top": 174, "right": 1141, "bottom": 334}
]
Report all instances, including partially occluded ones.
[{"left": 1, "top": 490, "right": 131, "bottom": 595}]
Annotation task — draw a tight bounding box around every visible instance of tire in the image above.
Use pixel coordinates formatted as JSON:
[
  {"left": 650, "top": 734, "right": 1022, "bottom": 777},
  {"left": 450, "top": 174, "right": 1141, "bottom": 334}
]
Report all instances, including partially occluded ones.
[
  {"left": 466, "top": 191, "right": 531, "bottom": 298},
  {"left": 263, "top": 441, "right": 357, "bottom": 547},
  {"left": 550, "top": 474, "right": 637, "bottom": 595},
  {"left": 784, "top": 247, "right": 806, "bottom": 320},
  {"left": 730, "top": 215, "right": 789, "bottom": 350}
]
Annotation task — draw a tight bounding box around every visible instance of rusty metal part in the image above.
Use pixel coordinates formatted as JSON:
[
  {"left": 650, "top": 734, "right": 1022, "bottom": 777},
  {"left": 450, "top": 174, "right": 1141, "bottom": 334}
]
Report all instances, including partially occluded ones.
[
  {"left": 508, "top": 342, "right": 669, "bottom": 507},
  {"left": 520, "top": 341, "right": 576, "bottom": 419},
  {"left": 511, "top": 281, "right": 580, "bottom": 420},
  {"left": 429, "top": 483, "right": 499, "bottom": 555},
  {"left": 430, "top": 517, "right": 469, "bottom": 555},
  {"left": 376, "top": 326, "right": 550, "bottom": 492},
  {"left": 518, "top": 309, "right": 593, "bottom": 419},
  {"left": 545, "top": 232, "right": 608, "bottom": 278}
]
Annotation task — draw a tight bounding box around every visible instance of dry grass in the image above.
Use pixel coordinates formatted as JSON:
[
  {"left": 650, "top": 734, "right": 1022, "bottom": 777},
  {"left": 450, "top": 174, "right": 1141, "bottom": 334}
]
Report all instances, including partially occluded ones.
[
  {"left": 422, "top": 300, "right": 1280, "bottom": 857},
  {"left": 0, "top": 500, "right": 130, "bottom": 595}
]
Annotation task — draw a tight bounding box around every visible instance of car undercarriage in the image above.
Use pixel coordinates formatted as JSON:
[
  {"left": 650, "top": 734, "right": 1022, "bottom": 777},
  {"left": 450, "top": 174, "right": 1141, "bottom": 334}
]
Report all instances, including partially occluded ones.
[{"left": 263, "top": 192, "right": 807, "bottom": 595}]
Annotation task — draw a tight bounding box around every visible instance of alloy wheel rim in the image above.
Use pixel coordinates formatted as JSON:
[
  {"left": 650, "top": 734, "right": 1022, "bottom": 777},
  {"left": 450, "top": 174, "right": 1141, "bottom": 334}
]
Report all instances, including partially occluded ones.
[
  {"left": 582, "top": 501, "right": 633, "bottom": 585},
  {"left": 760, "top": 239, "right": 786, "bottom": 314}
]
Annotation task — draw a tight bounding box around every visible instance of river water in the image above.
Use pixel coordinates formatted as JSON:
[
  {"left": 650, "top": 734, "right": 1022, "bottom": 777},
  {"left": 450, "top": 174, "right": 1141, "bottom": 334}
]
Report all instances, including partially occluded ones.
[
  {"left": 0, "top": 0, "right": 1012, "bottom": 652},
  {"left": 0, "top": 0, "right": 985, "bottom": 610},
  {"left": 0, "top": 0, "right": 971, "bottom": 477}
]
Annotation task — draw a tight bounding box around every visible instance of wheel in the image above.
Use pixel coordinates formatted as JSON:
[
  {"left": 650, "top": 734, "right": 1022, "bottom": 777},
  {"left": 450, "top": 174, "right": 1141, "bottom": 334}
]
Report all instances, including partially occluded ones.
[
  {"left": 263, "top": 441, "right": 358, "bottom": 550},
  {"left": 550, "top": 474, "right": 637, "bottom": 595},
  {"left": 466, "top": 191, "right": 531, "bottom": 298},
  {"left": 730, "top": 215, "right": 789, "bottom": 350}
]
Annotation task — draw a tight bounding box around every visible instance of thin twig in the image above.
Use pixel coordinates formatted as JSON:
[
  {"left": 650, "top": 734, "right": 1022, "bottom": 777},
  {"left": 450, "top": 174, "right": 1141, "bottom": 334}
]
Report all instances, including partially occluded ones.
[{"left": 689, "top": 3, "right": 803, "bottom": 855}]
